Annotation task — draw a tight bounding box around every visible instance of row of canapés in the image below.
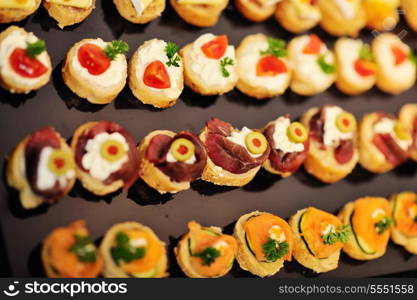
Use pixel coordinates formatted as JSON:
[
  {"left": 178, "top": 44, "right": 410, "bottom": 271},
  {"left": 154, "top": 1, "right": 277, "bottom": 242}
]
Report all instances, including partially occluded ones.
[
  {"left": 1, "top": 0, "right": 417, "bottom": 35},
  {"left": 40, "top": 192, "right": 417, "bottom": 278},
  {"left": 2, "top": 27, "right": 417, "bottom": 108},
  {"left": 6, "top": 103, "right": 417, "bottom": 209}
]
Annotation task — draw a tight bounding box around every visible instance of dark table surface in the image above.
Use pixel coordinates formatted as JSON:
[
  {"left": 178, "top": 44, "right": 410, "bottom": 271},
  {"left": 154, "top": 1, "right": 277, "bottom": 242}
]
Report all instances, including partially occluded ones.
[{"left": 1, "top": 0, "right": 417, "bottom": 278}]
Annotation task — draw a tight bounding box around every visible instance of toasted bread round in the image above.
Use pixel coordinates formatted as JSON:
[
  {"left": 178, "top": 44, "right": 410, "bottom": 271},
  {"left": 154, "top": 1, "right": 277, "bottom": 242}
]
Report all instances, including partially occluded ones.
[
  {"left": 100, "top": 222, "right": 168, "bottom": 278},
  {"left": 235, "top": 0, "right": 276, "bottom": 22},
  {"left": 0, "top": 0, "right": 41, "bottom": 23},
  {"left": 234, "top": 211, "right": 288, "bottom": 277},
  {"left": 372, "top": 33, "right": 416, "bottom": 95},
  {"left": 301, "top": 107, "right": 359, "bottom": 183},
  {"left": 402, "top": 0, "right": 417, "bottom": 32},
  {"left": 0, "top": 26, "right": 52, "bottom": 94},
  {"left": 338, "top": 197, "right": 390, "bottom": 260},
  {"left": 275, "top": 0, "right": 321, "bottom": 34},
  {"left": 62, "top": 38, "right": 127, "bottom": 105},
  {"left": 71, "top": 122, "right": 126, "bottom": 196},
  {"left": 128, "top": 39, "right": 184, "bottom": 108},
  {"left": 43, "top": 0, "right": 96, "bottom": 29},
  {"left": 180, "top": 38, "right": 238, "bottom": 96},
  {"left": 389, "top": 192, "right": 417, "bottom": 255},
  {"left": 289, "top": 208, "right": 341, "bottom": 273},
  {"left": 170, "top": 0, "right": 228, "bottom": 27},
  {"left": 399, "top": 104, "right": 417, "bottom": 161},
  {"left": 199, "top": 127, "right": 260, "bottom": 187},
  {"left": 236, "top": 34, "right": 291, "bottom": 99},
  {"left": 113, "top": 0, "right": 165, "bottom": 24},
  {"left": 175, "top": 221, "right": 236, "bottom": 278},
  {"left": 137, "top": 130, "right": 190, "bottom": 194},
  {"left": 364, "top": 0, "right": 399, "bottom": 31},
  {"left": 318, "top": 0, "right": 366, "bottom": 37},
  {"left": 7, "top": 129, "right": 75, "bottom": 210},
  {"left": 358, "top": 112, "right": 398, "bottom": 173}
]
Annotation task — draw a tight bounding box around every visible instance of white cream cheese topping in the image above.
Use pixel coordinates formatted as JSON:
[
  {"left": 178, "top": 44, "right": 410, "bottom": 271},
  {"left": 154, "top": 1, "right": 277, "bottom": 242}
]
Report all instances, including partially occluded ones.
[
  {"left": 272, "top": 117, "right": 304, "bottom": 153},
  {"left": 130, "top": 237, "right": 148, "bottom": 248},
  {"left": 323, "top": 106, "right": 353, "bottom": 147},
  {"left": 334, "top": 0, "right": 357, "bottom": 19},
  {"left": 36, "top": 147, "right": 75, "bottom": 191},
  {"left": 72, "top": 39, "right": 126, "bottom": 88},
  {"left": 81, "top": 132, "right": 129, "bottom": 181},
  {"left": 131, "top": 0, "right": 152, "bottom": 16},
  {"left": 187, "top": 33, "right": 237, "bottom": 90},
  {"left": 291, "top": 0, "right": 321, "bottom": 21},
  {"left": 0, "top": 29, "right": 50, "bottom": 89},
  {"left": 227, "top": 127, "right": 261, "bottom": 158},
  {"left": 136, "top": 39, "right": 183, "bottom": 99},
  {"left": 371, "top": 208, "right": 386, "bottom": 219},
  {"left": 373, "top": 117, "right": 412, "bottom": 150}
]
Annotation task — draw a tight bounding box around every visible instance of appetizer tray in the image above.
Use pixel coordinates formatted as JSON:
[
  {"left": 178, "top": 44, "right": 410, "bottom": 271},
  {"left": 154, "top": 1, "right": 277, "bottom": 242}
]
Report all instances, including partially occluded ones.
[{"left": 1, "top": 0, "right": 417, "bottom": 277}]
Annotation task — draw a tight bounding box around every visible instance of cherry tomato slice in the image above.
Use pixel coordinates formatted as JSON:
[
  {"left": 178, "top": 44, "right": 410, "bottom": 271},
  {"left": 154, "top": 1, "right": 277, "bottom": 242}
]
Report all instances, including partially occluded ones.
[
  {"left": 391, "top": 45, "right": 407, "bottom": 66},
  {"left": 256, "top": 55, "right": 287, "bottom": 77},
  {"left": 77, "top": 43, "right": 111, "bottom": 76},
  {"left": 9, "top": 48, "right": 48, "bottom": 78},
  {"left": 354, "top": 59, "right": 377, "bottom": 77},
  {"left": 201, "top": 35, "right": 228, "bottom": 59},
  {"left": 303, "top": 34, "right": 322, "bottom": 55},
  {"left": 143, "top": 60, "right": 171, "bottom": 89}
]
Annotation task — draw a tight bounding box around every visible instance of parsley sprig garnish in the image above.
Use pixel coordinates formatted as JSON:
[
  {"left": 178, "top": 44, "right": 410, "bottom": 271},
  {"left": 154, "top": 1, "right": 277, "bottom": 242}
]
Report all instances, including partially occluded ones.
[
  {"left": 220, "top": 57, "right": 234, "bottom": 78},
  {"left": 69, "top": 234, "right": 97, "bottom": 263},
  {"left": 165, "top": 42, "right": 180, "bottom": 67},
  {"left": 260, "top": 37, "right": 287, "bottom": 58},
  {"left": 321, "top": 225, "right": 351, "bottom": 245},
  {"left": 359, "top": 44, "right": 373, "bottom": 61},
  {"left": 374, "top": 216, "right": 392, "bottom": 234},
  {"left": 192, "top": 247, "right": 221, "bottom": 266},
  {"left": 111, "top": 232, "right": 146, "bottom": 264},
  {"left": 317, "top": 54, "right": 336, "bottom": 74},
  {"left": 262, "top": 238, "right": 289, "bottom": 262},
  {"left": 104, "top": 40, "right": 129, "bottom": 61},
  {"left": 409, "top": 50, "right": 417, "bottom": 65},
  {"left": 26, "top": 39, "right": 46, "bottom": 58}
]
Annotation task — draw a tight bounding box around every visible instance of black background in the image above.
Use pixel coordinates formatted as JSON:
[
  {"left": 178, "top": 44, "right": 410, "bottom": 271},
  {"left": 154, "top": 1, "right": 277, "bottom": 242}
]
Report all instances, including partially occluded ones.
[{"left": 0, "top": 0, "right": 417, "bottom": 277}]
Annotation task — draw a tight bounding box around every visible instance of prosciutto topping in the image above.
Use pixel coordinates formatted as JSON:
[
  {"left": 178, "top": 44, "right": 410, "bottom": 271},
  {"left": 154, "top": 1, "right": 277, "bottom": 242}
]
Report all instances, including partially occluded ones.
[
  {"left": 309, "top": 107, "right": 354, "bottom": 165},
  {"left": 74, "top": 121, "right": 140, "bottom": 190},
  {"left": 263, "top": 121, "right": 309, "bottom": 173},
  {"left": 372, "top": 114, "right": 409, "bottom": 166},
  {"left": 145, "top": 131, "right": 207, "bottom": 182},
  {"left": 204, "top": 118, "right": 270, "bottom": 174},
  {"left": 25, "top": 127, "right": 65, "bottom": 200}
]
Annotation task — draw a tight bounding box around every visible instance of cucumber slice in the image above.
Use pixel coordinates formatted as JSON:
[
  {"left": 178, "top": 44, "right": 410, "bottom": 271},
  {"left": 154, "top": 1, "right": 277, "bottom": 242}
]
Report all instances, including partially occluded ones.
[
  {"left": 349, "top": 212, "right": 377, "bottom": 255},
  {"left": 298, "top": 212, "right": 317, "bottom": 257},
  {"left": 244, "top": 233, "right": 256, "bottom": 258},
  {"left": 131, "top": 268, "right": 157, "bottom": 278},
  {"left": 187, "top": 228, "right": 219, "bottom": 256}
]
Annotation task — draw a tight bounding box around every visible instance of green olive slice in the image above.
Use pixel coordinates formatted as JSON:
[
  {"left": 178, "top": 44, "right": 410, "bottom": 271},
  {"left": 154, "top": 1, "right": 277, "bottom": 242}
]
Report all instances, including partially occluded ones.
[
  {"left": 287, "top": 122, "right": 308, "bottom": 143},
  {"left": 100, "top": 140, "right": 127, "bottom": 162},
  {"left": 245, "top": 132, "right": 268, "bottom": 155},
  {"left": 47, "top": 149, "right": 74, "bottom": 175},
  {"left": 394, "top": 122, "right": 411, "bottom": 141},
  {"left": 336, "top": 112, "right": 356, "bottom": 133},
  {"left": 170, "top": 138, "right": 195, "bottom": 162}
]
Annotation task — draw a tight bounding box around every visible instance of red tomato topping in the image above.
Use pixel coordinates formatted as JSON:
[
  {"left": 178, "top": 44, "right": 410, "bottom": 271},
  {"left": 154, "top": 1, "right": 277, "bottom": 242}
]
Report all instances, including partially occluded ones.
[
  {"left": 201, "top": 35, "right": 228, "bottom": 59},
  {"left": 303, "top": 34, "right": 322, "bottom": 55},
  {"left": 391, "top": 45, "right": 407, "bottom": 65},
  {"left": 143, "top": 60, "right": 171, "bottom": 89},
  {"left": 354, "top": 59, "right": 377, "bottom": 77},
  {"left": 256, "top": 55, "right": 287, "bottom": 77},
  {"left": 9, "top": 48, "right": 48, "bottom": 78},
  {"left": 77, "top": 43, "right": 111, "bottom": 76}
]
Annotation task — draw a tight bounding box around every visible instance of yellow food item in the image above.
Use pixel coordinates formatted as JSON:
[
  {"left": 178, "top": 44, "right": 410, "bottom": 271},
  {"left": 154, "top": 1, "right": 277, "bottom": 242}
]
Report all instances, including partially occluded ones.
[
  {"left": 46, "top": 0, "right": 92, "bottom": 9},
  {"left": 245, "top": 132, "right": 268, "bottom": 155},
  {"left": 0, "top": 0, "right": 34, "bottom": 9},
  {"left": 177, "top": 0, "right": 223, "bottom": 4},
  {"left": 170, "top": 138, "right": 195, "bottom": 162}
]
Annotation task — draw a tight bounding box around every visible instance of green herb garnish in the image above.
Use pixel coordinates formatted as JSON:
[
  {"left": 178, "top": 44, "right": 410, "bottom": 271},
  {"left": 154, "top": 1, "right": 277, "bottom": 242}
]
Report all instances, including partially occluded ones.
[
  {"left": 359, "top": 44, "right": 373, "bottom": 61},
  {"left": 262, "top": 238, "right": 289, "bottom": 262},
  {"left": 111, "top": 232, "right": 146, "bottom": 264},
  {"left": 69, "top": 234, "right": 97, "bottom": 263},
  {"left": 192, "top": 247, "right": 221, "bottom": 266},
  {"left": 413, "top": 216, "right": 417, "bottom": 223},
  {"left": 25, "top": 39, "right": 46, "bottom": 58},
  {"left": 374, "top": 216, "right": 392, "bottom": 234},
  {"left": 409, "top": 50, "right": 417, "bottom": 65},
  {"left": 322, "top": 225, "right": 351, "bottom": 245},
  {"left": 317, "top": 54, "right": 336, "bottom": 74},
  {"left": 165, "top": 41, "right": 180, "bottom": 67},
  {"left": 260, "top": 37, "right": 287, "bottom": 58},
  {"left": 104, "top": 40, "right": 129, "bottom": 61},
  {"left": 220, "top": 57, "right": 234, "bottom": 78}
]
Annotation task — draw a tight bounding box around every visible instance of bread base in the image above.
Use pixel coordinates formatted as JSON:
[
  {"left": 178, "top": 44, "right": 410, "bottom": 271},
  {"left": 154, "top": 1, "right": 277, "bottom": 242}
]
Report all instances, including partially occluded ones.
[
  {"left": 113, "top": 0, "right": 165, "bottom": 24},
  {"left": 170, "top": 0, "right": 228, "bottom": 27},
  {"left": 43, "top": 0, "right": 96, "bottom": 29},
  {"left": 289, "top": 208, "right": 341, "bottom": 273},
  {"left": 137, "top": 130, "right": 191, "bottom": 194},
  {"left": 275, "top": 0, "right": 320, "bottom": 34},
  {"left": 235, "top": 0, "right": 275, "bottom": 22},
  {"left": 399, "top": 103, "right": 417, "bottom": 161},
  {"left": 100, "top": 222, "right": 168, "bottom": 278},
  {"left": 402, "top": 0, "right": 417, "bottom": 32}
]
